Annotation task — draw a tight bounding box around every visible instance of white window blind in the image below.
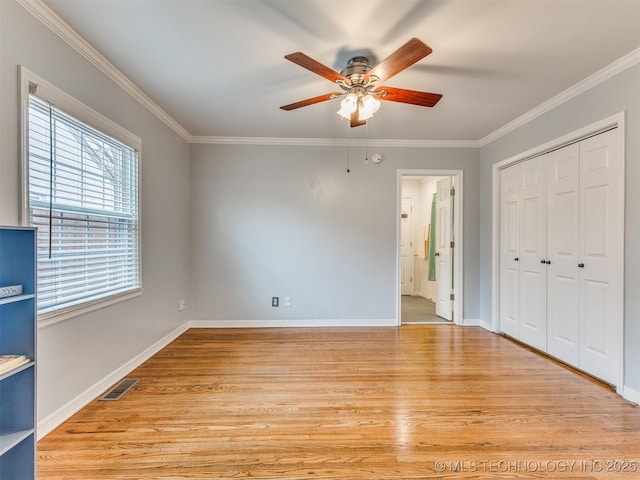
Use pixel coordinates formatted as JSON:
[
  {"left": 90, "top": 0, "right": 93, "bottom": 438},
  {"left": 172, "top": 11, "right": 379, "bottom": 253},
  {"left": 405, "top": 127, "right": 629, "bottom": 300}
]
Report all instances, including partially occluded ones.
[{"left": 26, "top": 94, "right": 140, "bottom": 318}]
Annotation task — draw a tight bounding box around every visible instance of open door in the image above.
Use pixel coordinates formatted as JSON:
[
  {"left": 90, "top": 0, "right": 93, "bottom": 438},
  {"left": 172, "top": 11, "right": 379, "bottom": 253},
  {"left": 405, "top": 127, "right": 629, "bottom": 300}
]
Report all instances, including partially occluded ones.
[
  {"left": 397, "top": 170, "right": 462, "bottom": 326},
  {"left": 435, "top": 177, "right": 453, "bottom": 320}
]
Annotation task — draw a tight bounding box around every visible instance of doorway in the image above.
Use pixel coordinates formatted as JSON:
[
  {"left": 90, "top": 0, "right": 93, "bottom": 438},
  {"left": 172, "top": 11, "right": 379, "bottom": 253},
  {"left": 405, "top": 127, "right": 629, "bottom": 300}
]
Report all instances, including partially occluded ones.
[{"left": 397, "top": 170, "right": 463, "bottom": 325}]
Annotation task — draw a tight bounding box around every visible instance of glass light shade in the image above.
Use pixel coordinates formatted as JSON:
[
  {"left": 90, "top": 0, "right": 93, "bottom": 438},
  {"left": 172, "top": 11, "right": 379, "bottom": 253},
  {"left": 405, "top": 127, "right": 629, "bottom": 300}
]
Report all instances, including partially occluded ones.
[
  {"left": 362, "top": 94, "right": 381, "bottom": 113},
  {"left": 337, "top": 93, "right": 358, "bottom": 119},
  {"left": 358, "top": 107, "right": 375, "bottom": 121},
  {"left": 358, "top": 94, "right": 381, "bottom": 120}
]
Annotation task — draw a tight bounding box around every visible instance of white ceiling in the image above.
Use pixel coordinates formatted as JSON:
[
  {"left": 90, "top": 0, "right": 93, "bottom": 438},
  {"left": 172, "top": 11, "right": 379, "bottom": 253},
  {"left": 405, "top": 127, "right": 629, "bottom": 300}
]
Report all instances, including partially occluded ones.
[{"left": 40, "top": 0, "right": 640, "bottom": 142}]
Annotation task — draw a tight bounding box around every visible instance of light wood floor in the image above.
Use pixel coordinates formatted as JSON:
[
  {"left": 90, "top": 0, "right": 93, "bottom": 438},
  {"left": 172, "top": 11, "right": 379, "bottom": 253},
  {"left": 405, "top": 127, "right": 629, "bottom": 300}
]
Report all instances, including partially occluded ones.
[{"left": 37, "top": 326, "right": 640, "bottom": 479}]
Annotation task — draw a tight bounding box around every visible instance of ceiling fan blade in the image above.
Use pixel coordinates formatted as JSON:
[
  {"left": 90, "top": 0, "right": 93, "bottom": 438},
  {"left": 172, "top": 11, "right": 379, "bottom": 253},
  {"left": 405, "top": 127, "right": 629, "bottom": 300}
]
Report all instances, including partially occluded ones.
[
  {"left": 350, "top": 110, "right": 366, "bottom": 128},
  {"left": 377, "top": 86, "right": 442, "bottom": 107},
  {"left": 285, "top": 52, "right": 350, "bottom": 85},
  {"left": 280, "top": 92, "right": 341, "bottom": 111},
  {"left": 364, "top": 38, "right": 432, "bottom": 84}
]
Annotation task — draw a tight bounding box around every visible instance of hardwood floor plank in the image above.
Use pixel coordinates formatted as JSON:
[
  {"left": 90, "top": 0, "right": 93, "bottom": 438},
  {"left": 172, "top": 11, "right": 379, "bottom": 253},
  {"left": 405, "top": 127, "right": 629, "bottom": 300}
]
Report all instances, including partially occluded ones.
[{"left": 38, "top": 326, "right": 640, "bottom": 479}]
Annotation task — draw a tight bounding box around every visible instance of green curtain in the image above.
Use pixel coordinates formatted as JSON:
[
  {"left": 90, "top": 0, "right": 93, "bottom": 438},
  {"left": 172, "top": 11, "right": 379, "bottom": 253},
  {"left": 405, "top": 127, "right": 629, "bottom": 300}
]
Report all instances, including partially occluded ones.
[{"left": 428, "top": 193, "right": 437, "bottom": 281}]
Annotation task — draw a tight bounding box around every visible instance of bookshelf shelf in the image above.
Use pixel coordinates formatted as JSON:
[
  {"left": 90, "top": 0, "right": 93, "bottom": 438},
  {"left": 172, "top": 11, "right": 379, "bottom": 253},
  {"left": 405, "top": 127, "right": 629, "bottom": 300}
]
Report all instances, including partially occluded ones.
[
  {"left": 0, "top": 227, "right": 37, "bottom": 479},
  {"left": 0, "top": 293, "right": 35, "bottom": 306},
  {"left": 0, "top": 360, "right": 34, "bottom": 381},
  {"left": 0, "top": 429, "right": 33, "bottom": 456}
]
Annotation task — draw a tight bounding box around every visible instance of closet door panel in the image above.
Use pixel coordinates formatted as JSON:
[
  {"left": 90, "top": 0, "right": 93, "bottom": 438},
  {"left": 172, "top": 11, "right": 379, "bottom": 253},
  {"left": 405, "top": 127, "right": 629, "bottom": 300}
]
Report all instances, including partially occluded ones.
[
  {"left": 500, "top": 165, "right": 520, "bottom": 338},
  {"left": 518, "top": 158, "right": 547, "bottom": 351},
  {"left": 578, "top": 129, "right": 621, "bottom": 385},
  {"left": 546, "top": 144, "right": 580, "bottom": 364}
]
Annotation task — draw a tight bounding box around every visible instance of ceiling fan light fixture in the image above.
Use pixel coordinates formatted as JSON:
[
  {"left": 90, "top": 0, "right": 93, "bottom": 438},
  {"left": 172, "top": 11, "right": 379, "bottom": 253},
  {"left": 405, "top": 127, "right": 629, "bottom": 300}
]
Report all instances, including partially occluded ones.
[
  {"left": 282, "top": 38, "right": 441, "bottom": 128},
  {"left": 337, "top": 93, "right": 358, "bottom": 119}
]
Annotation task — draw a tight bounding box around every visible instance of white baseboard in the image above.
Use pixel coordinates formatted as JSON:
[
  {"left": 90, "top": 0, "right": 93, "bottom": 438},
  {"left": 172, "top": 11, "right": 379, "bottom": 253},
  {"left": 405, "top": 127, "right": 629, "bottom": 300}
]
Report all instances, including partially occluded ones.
[
  {"left": 623, "top": 385, "right": 640, "bottom": 405},
  {"left": 462, "top": 318, "right": 480, "bottom": 326},
  {"left": 37, "top": 322, "right": 189, "bottom": 439},
  {"left": 188, "top": 318, "right": 397, "bottom": 328},
  {"left": 478, "top": 319, "right": 494, "bottom": 331}
]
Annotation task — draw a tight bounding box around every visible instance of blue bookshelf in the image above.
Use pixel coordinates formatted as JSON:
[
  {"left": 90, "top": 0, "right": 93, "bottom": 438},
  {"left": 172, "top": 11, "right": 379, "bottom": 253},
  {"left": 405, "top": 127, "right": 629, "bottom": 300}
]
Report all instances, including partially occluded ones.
[{"left": 0, "top": 227, "right": 36, "bottom": 479}]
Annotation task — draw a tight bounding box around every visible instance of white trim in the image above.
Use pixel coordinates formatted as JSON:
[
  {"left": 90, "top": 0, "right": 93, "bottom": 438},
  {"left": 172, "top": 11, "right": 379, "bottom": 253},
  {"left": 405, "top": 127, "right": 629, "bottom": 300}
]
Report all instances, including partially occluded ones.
[
  {"left": 191, "top": 136, "right": 478, "bottom": 148},
  {"left": 623, "top": 386, "right": 640, "bottom": 405},
  {"left": 188, "top": 319, "right": 396, "bottom": 328},
  {"left": 479, "top": 318, "right": 494, "bottom": 331},
  {"left": 37, "top": 322, "right": 189, "bottom": 439},
  {"left": 37, "top": 289, "right": 143, "bottom": 329},
  {"left": 462, "top": 318, "right": 480, "bottom": 327},
  {"left": 397, "top": 169, "right": 464, "bottom": 327},
  {"left": 480, "top": 48, "right": 640, "bottom": 147},
  {"left": 490, "top": 113, "right": 626, "bottom": 390},
  {"left": 16, "top": 0, "right": 191, "bottom": 143},
  {"left": 20, "top": 67, "right": 142, "bottom": 149}
]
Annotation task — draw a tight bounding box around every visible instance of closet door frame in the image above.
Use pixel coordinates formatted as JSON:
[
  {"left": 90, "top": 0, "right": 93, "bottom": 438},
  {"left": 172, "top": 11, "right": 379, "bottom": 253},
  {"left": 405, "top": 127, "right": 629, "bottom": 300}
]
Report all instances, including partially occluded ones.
[{"left": 490, "top": 112, "right": 625, "bottom": 394}]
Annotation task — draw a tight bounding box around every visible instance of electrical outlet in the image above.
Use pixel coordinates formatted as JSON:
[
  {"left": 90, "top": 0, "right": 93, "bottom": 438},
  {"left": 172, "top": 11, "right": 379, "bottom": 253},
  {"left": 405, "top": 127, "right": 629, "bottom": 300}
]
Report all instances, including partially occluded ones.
[
  {"left": 284, "top": 297, "right": 291, "bottom": 306},
  {"left": 272, "top": 296, "right": 279, "bottom": 307},
  {"left": 178, "top": 299, "right": 186, "bottom": 311}
]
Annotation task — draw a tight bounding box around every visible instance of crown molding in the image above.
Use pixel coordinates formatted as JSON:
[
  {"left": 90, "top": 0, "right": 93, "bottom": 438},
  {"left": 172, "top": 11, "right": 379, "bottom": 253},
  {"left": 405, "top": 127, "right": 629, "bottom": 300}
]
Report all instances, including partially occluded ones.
[
  {"left": 479, "top": 47, "right": 640, "bottom": 147},
  {"left": 16, "top": 0, "right": 192, "bottom": 143},
  {"left": 18, "top": 0, "right": 639, "bottom": 150},
  {"left": 191, "top": 136, "right": 479, "bottom": 148}
]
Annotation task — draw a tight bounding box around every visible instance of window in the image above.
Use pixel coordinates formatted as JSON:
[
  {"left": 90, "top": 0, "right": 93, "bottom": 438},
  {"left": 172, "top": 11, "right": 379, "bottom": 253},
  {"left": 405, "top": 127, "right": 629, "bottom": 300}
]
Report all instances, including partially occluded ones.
[{"left": 21, "top": 68, "right": 141, "bottom": 321}]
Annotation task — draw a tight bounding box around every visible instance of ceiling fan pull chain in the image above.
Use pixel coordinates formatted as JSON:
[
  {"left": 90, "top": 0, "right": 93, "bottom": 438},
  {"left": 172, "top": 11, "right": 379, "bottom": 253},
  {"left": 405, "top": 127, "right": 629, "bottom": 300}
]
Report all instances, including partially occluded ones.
[
  {"left": 365, "top": 123, "right": 369, "bottom": 164},
  {"left": 346, "top": 120, "right": 351, "bottom": 173}
]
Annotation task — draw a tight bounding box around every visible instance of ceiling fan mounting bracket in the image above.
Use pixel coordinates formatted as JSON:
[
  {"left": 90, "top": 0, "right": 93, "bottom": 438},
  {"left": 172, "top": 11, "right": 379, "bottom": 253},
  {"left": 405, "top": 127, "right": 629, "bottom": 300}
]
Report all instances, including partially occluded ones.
[
  {"left": 340, "top": 56, "right": 373, "bottom": 85},
  {"left": 335, "top": 59, "right": 380, "bottom": 100}
]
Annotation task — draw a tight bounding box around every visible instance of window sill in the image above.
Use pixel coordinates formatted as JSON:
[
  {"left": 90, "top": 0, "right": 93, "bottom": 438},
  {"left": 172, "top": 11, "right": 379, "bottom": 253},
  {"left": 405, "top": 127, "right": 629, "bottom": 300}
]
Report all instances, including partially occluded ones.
[{"left": 37, "top": 288, "right": 143, "bottom": 329}]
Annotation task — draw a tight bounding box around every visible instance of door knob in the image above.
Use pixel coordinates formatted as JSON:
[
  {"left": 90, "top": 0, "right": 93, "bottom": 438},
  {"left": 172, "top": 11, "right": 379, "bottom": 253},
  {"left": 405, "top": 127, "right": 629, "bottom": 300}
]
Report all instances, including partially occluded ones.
[
  {"left": 434, "top": 252, "right": 440, "bottom": 256},
  {"left": 514, "top": 257, "right": 519, "bottom": 261},
  {"left": 540, "top": 259, "right": 546, "bottom": 264},
  {"left": 546, "top": 260, "right": 551, "bottom": 265},
  {"left": 578, "top": 263, "right": 585, "bottom": 268}
]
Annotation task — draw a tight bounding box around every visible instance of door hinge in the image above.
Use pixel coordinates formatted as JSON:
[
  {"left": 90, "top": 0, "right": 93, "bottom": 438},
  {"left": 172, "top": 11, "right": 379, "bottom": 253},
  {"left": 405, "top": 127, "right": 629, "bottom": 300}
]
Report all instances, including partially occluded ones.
[
  {"left": 450, "top": 293, "right": 455, "bottom": 301},
  {"left": 450, "top": 186, "right": 455, "bottom": 196},
  {"left": 450, "top": 241, "right": 455, "bottom": 248}
]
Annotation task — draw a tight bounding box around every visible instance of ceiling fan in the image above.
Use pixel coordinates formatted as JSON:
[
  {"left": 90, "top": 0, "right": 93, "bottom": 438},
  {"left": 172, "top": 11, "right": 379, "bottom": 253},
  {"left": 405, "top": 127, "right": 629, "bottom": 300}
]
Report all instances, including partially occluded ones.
[{"left": 280, "top": 38, "right": 442, "bottom": 127}]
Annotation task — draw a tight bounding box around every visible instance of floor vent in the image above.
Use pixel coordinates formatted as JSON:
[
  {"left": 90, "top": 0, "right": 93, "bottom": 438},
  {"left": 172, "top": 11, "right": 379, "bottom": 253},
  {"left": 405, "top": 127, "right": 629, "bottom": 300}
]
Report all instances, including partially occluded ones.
[{"left": 99, "top": 378, "right": 139, "bottom": 401}]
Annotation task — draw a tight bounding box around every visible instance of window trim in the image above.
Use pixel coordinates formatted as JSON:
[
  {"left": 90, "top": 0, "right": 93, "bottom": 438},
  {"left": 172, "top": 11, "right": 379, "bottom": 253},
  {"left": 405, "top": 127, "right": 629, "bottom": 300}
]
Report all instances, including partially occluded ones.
[{"left": 19, "top": 66, "right": 143, "bottom": 326}]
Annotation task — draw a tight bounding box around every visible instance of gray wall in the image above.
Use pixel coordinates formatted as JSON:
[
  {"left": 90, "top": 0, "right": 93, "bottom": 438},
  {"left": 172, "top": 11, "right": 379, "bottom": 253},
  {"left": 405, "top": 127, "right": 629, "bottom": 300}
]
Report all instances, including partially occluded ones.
[
  {"left": 0, "top": 2, "right": 191, "bottom": 422},
  {"left": 190, "top": 144, "right": 480, "bottom": 323},
  {"left": 479, "top": 64, "right": 640, "bottom": 391}
]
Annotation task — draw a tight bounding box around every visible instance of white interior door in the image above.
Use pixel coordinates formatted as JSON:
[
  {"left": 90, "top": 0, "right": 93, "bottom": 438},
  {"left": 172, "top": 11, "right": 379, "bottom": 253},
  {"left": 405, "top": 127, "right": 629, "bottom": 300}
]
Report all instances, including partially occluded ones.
[
  {"left": 435, "top": 178, "right": 452, "bottom": 320},
  {"left": 578, "top": 129, "right": 621, "bottom": 385},
  {"left": 400, "top": 197, "right": 413, "bottom": 295},
  {"left": 518, "top": 157, "right": 548, "bottom": 351},
  {"left": 546, "top": 143, "right": 581, "bottom": 365},
  {"left": 500, "top": 165, "right": 520, "bottom": 338}
]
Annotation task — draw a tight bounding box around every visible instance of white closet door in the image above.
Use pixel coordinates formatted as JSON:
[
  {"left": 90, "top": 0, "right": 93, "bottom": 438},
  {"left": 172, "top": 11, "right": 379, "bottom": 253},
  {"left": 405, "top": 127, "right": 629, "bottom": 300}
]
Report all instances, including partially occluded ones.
[
  {"left": 578, "top": 129, "right": 621, "bottom": 385},
  {"left": 546, "top": 143, "right": 581, "bottom": 365},
  {"left": 499, "top": 165, "right": 520, "bottom": 338},
  {"left": 518, "top": 157, "right": 547, "bottom": 351}
]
